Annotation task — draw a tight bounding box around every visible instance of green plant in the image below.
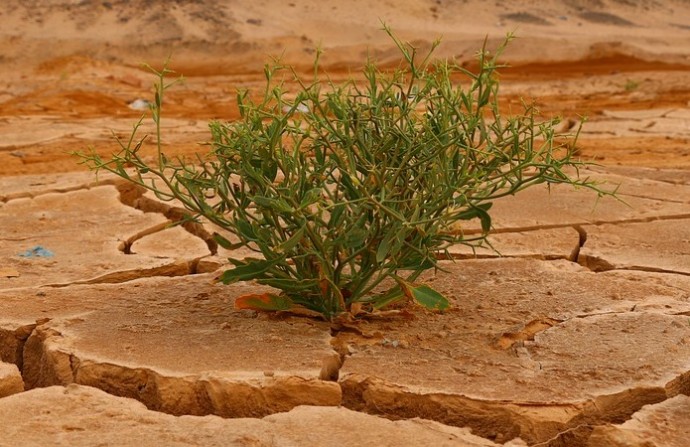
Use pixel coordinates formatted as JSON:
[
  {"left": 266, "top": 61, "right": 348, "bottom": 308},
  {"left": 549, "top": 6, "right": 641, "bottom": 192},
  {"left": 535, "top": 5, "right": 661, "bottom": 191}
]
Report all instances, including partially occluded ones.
[{"left": 78, "top": 28, "right": 609, "bottom": 320}]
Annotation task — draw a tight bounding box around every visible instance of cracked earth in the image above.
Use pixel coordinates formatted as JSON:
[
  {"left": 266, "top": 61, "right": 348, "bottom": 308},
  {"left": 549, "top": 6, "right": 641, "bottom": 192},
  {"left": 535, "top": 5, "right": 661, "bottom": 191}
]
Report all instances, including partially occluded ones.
[{"left": 2, "top": 1, "right": 690, "bottom": 446}]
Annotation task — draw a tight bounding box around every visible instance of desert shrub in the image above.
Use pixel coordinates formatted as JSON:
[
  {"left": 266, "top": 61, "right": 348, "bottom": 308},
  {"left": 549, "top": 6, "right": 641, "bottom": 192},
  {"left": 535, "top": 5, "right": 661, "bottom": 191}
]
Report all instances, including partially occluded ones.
[{"left": 79, "top": 28, "right": 608, "bottom": 320}]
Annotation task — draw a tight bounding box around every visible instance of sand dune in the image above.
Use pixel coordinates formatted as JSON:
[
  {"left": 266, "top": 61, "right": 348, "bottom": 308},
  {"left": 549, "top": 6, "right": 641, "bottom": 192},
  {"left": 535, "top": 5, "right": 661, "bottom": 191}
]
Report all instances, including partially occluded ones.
[{"left": 2, "top": 0, "right": 690, "bottom": 75}]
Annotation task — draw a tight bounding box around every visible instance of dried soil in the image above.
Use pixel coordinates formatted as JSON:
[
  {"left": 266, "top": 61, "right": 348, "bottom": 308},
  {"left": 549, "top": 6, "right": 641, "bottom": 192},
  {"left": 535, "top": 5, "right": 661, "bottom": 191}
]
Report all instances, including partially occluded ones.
[{"left": 1, "top": 1, "right": 690, "bottom": 446}]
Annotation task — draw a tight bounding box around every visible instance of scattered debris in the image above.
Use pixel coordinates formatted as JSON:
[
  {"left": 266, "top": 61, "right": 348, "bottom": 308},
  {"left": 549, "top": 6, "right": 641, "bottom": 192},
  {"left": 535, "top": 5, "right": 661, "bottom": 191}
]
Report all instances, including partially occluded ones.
[
  {"left": 127, "top": 99, "right": 151, "bottom": 111},
  {"left": 18, "top": 246, "right": 54, "bottom": 258}
]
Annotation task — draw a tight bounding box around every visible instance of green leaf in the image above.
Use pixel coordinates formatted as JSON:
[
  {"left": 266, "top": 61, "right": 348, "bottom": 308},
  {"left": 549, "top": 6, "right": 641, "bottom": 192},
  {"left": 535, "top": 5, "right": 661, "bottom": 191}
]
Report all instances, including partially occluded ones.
[
  {"left": 300, "top": 188, "right": 322, "bottom": 209},
  {"left": 388, "top": 226, "right": 411, "bottom": 257},
  {"left": 253, "top": 196, "right": 294, "bottom": 214},
  {"left": 395, "top": 278, "right": 450, "bottom": 311},
  {"left": 262, "top": 160, "right": 278, "bottom": 182},
  {"left": 275, "top": 227, "right": 305, "bottom": 254},
  {"left": 474, "top": 204, "right": 492, "bottom": 234},
  {"left": 397, "top": 253, "right": 435, "bottom": 271},
  {"left": 218, "top": 258, "right": 282, "bottom": 284},
  {"left": 457, "top": 202, "right": 492, "bottom": 233},
  {"left": 369, "top": 285, "right": 405, "bottom": 310},
  {"left": 457, "top": 202, "right": 492, "bottom": 220},
  {"left": 328, "top": 98, "right": 345, "bottom": 120},
  {"left": 213, "top": 233, "right": 242, "bottom": 250},
  {"left": 339, "top": 173, "right": 359, "bottom": 196},
  {"left": 329, "top": 203, "right": 346, "bottom": 227},
  {"left": 343, "top": 227, "right": 368, "bottom": 249},
  {"left": 375, "top": 236, "right": 390, "bottom": 263},
  {"left": 236, "top": 220, "right": 258, "bottom": 241},
  {"left": 314, "top": 144, "right": 325, "bottom": 165},
  {"left": 258, "top": 277, "right": 319, "bottom": 292},
  {"left": 409, "top": 284, "right": 450, "bottom": 310}
]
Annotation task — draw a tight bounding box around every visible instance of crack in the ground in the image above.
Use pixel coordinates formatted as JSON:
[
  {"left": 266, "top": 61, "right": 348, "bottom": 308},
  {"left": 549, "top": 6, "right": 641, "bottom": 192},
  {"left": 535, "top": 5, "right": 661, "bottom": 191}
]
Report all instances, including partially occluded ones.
[
  {"left": 570, "top": 225, "right": 587, "bottom": 263},
  {"left": 118, "top": 221, "right": 175, "bottom": 255},
  {"left": 333, "top": 307, "right": 690, "bottom": 446},
  {"left": 197, "top": 257, "right": 690, "bottom": 444},
  {"left": 0, "top": 323, "right": 37, "bottom": 373},
  {"left": 460, "top": 213, "right": 690, "bottom": 236},
  {"left": 115, "top": 182, "right": 218, "bottom": 256},
  {"left": 495, "top": 317, "right": 563, "bottom": 350},
  {"left": 0, "top": 179, "right": 118, "bottom": 204},
  {"left": 2, "top": 177, "right": 688, "bottom": 446},
  {"left": 438, "top": 224, "right": 586, "bottom": 264},
  {"left": 578, "top": 257, "right": 690, "bottom": 277},
  {"left": 585, "top": 166, "right": 690, "bottom": 187},
  {"left": 568, "top": 217, "right": 690, "bottom": 278},
  {"left": 2, "top": 308, "right": 689, "bottom": 447},
  {"left": 499, "top": 307, "right": 688, "bottom": 354},
  {"left": 601, "top": 109, "right": 679, "bottom": 121},
  {"left": 323, "top": 329, "right": 348, "bottom": 382},
  {"left": 617, "top": 191, "right": 690, "bottom": 204},
  {"left": 0, "top": 237, "right": 30, "bottom": 242},
  {"left": 8, "top": 321, "right": 342, "bottom": 418},
  {"left": 438, "top": 252, "right": 573, "bottom": 262},
  {"left": 339, "top": 370, "right": 690, "bottom": 446},
  {"left": 530, "top": 423, "right": 593, "bottom": 447},
  {"left": 40, "top": 257, "right": 222, "bottom": 288}
]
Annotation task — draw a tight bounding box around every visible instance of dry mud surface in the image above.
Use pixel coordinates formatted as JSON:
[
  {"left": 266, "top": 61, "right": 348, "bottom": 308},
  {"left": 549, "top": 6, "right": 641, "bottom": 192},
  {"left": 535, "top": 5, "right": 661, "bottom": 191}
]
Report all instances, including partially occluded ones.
[{"left": 1, "top": 1, "right": 690, "bottom": 446}]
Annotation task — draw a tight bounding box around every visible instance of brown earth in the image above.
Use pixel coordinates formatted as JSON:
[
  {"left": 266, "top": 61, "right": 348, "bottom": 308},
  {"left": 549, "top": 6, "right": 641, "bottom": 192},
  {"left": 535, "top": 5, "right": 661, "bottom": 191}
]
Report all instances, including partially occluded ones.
[{"left": 1, "top": 1, "right": 690, "bottom": 446}]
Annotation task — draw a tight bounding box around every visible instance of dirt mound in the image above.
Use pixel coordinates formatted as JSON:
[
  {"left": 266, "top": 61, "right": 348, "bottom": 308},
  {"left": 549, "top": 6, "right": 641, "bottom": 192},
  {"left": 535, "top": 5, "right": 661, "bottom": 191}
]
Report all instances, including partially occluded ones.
[{"left": 2, "top": 0, "right": 690, "bottom": 75}]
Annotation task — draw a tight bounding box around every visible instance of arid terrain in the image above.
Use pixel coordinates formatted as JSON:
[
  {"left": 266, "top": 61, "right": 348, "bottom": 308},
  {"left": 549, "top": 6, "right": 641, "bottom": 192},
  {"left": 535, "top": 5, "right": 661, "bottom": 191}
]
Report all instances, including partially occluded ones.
[{"left": 1, "top": 1, "right": 689, "bottom": 446}]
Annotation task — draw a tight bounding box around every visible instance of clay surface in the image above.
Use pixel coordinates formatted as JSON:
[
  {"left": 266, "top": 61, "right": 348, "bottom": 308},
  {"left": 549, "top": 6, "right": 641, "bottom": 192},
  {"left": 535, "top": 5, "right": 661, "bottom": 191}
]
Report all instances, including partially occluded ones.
[
  {"left": 587, "top": 395, "right": 690, "bottom": 447},
  {"left": 0, "top": 361, "right": 23, "bottom": 398},
  {"left": 1, "top": 1, "right": 690, "bottom": 446},
  {"left": 338, "top": 259, "right": 690, "bottom": 444},
  {"left": 0, "top": 385, "right": 511, "bottom": 447}
]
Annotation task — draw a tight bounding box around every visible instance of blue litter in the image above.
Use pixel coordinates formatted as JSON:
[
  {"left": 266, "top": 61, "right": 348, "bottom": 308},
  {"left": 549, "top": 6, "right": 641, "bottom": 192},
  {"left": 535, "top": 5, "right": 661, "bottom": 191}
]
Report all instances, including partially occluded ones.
[{"left": 18, "top": 246, "right": 54, "bottom": 258}]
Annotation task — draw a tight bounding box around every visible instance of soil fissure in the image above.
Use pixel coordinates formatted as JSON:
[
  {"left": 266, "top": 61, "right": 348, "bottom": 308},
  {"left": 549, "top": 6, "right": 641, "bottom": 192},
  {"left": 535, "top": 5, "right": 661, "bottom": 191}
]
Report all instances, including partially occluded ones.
[{"left": 115, "top": 182, "right": 218, "bottom": 255}]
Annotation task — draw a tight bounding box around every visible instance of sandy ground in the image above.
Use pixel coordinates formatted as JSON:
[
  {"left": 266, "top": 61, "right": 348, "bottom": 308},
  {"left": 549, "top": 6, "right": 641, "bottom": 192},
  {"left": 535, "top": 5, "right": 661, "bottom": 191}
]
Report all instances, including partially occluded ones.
[
  {"left": 1, "top": 1, "right": 690, "bottom": 446},
  {"left": 1, "top": 0, "right": 690, "bottom": 176}
]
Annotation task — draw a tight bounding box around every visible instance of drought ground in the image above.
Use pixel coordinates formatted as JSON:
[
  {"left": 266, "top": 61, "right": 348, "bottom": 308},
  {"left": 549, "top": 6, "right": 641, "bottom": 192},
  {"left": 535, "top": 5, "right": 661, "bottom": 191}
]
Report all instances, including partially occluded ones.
[{"left": 1, "top": 1, "right": 690, "bottom": 446}]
